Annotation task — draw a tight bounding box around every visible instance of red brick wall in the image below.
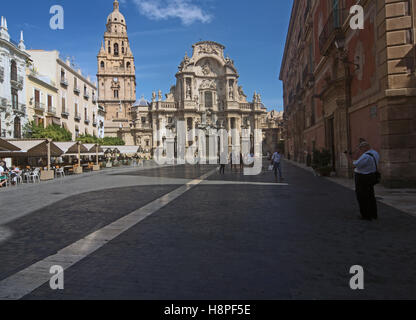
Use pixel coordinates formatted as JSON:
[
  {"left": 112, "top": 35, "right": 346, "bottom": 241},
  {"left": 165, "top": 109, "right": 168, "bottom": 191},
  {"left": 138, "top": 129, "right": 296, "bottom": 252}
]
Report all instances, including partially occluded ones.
[{"left": 350, "top": 106, "right": 382, "bottom": 153}]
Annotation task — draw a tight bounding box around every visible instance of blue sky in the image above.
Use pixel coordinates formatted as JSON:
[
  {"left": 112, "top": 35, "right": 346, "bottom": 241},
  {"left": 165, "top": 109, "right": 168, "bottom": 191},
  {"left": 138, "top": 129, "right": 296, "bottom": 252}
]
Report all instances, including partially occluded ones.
[{"left": 1, "top": 0, "right": 292, "bottom": 111}]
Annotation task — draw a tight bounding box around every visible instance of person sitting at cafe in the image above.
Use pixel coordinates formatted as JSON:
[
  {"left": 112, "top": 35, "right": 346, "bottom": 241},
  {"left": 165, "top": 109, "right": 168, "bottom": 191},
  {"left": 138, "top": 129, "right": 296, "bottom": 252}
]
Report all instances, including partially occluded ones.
[
  {"left": 0, "top": 161, "right": 9, "bottom": 188},
  {"left": 9, "top": 166, "right": 21, "bottom": 185}
]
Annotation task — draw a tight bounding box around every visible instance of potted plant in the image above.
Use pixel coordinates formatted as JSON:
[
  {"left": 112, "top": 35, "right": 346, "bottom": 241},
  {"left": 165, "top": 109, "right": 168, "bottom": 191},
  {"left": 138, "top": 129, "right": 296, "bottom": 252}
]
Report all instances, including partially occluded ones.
[{"left": 312, "top": 149, "right": 333, "bottom": 177}]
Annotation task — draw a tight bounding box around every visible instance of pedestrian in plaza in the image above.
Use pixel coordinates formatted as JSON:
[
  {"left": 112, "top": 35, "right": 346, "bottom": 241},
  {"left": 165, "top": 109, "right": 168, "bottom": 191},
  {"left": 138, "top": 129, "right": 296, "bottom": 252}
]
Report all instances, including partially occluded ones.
[
  {"left": 347, "top": 141, "right": 380, "bottom": 221},
  {"left": 220, "top": 162, "right": 226, "bottom": 175},
  {"left": 229, "top": 152, "right": 236, "bottom": 172},
  {"left": 271, "top": 149, "right": 283, "bottom": 183},
  {"left": 240, "top": 153, "right": 244, "bottom": 171}
]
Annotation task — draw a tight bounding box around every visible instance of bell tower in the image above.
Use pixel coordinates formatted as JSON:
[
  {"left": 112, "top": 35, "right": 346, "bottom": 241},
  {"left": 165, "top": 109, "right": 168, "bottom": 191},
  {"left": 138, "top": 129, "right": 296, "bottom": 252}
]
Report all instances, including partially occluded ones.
[{"left": 97, "top": 0, "right": 137, "bottom": 139}]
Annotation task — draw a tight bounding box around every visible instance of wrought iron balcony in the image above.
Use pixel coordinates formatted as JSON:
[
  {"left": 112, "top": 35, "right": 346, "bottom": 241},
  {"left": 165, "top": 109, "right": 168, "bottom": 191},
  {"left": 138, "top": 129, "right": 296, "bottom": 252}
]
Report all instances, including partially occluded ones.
[
  {"left": 74, "top": 113, "right": 81, "bottom": 121},
  {"left": 84, "top": 92, "right": 90, "bottom": 100},
  {"left": 60, "top": 77, "right": 68, "bottom": 86},
  {"left": 11, "top": 76, "right": 24, "bottom": 91},
  {"left": 47, "top": 106, "right": 56, "bottom": 115},
  {"left": 61, "top": 109, "right": 69, "bottom": 117},
  {"left": 13, "top": 103, "right": 26, "bottom": 115},
  {"left": 84, "top": 117, "right": 90, "bottom": 125},
  {"left": 34, "top": 101, "right": 45, "bottom": 112},
  {"left": 74, "top": 87, "right": 80, "bottom": 94},
  {"left": 0, "top": 66, "right": 4, "bottom": 83},
  {"left": 319, "top": 8, "right": 348, "bottom": 55}
]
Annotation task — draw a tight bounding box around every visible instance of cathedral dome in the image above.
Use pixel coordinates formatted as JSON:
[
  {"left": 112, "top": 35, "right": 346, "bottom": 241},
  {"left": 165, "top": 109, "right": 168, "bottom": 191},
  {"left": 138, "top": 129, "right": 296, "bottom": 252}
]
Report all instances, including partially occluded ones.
[
  {"left": 107, "top": 0, "right": 126, "bottom": 25},
  {"left": 133, "top": 96, "right": 149, "bottom": 107}
]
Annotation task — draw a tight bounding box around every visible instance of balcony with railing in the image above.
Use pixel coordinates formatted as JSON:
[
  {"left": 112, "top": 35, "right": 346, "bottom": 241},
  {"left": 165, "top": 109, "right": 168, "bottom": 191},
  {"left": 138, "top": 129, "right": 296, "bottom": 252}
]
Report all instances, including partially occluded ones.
[
  {"left": 0, "top": 66, "right": 4, "bottom": 83},
  {"left": 13, "top": 103, "right": 26, "bottom": 115},
  {"left": 240, "top": 103, "right": 252, "bottom": 111},
  {"left": 159, "top": 102, "right": 178, "bottom": 110},
  {"left": 60, "top": 77, "right": 68, "bottom": 87},
  {"left": 319, "top": 8, "right": 348, "bottom": 55},
  {"left": 84, "top": 117, "right": 90, "bottom": 125},
  {"left": 92, "top": 95, "right": 97, "bottom": 104},
  {"left": 74, "top": 87, "right": 80, "bottom": 94},
  {"left": 11, "top": 76, "right": 24, "bottom": 91},
  {"left": 83, "top": 91, "right": 90, "bottom": 100},
  {"left": 34, "top": 101, "right": 45, "bottom": 112},
  {"left": 74, "top": 112, "right": 81, "bottom": 121},
  {"left": 61, "top": 108, "right": 69, "bottom": 117},
  {"left": 47, "top": 106, "right": 57, "bottom": 115}
]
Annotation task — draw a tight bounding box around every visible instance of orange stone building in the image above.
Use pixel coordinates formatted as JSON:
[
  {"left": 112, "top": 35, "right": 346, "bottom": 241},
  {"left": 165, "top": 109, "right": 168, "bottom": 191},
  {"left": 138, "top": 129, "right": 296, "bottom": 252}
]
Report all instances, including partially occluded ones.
[{"left": 280, "top": 0, "right": 416, "bottom": 187}]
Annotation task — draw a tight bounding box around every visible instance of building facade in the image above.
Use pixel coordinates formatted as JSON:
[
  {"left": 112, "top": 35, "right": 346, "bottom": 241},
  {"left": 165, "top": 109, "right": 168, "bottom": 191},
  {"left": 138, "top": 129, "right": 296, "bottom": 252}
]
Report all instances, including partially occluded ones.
[
  {"left": 0, "top": 17, "right": 30, "bottom": 139},
  {"left": 26, "top": 63, "right": 59, "bottom": 128},
  {"left": 148, "top": 41, "right": 267, "bottom": 156},
  {"left": 261, "top": 110, "right": 284, "bottom": 155},
  {"left": 28, "top": 50, "right": 101, "bottom": 140},
  {"left": 97, "top": 0, "right": 137, "bottom": 144},
  {"left": 280, "top": 0, "right": 416, "bottom": 187}
]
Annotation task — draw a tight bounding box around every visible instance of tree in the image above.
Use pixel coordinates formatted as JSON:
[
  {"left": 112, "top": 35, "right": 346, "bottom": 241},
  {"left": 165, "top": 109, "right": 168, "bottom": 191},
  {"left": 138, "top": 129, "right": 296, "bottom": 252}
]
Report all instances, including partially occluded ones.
[
  {"left": 23, "top": 122, "right": 72, "bottom": 142},
  {"left": 76, "top": 134, "right": 125, "bottom": 146}
]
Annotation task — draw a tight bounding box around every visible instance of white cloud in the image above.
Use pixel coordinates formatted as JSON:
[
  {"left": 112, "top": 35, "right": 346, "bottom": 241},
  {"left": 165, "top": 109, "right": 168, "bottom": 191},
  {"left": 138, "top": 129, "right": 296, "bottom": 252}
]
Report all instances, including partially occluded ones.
[{"left": 132, "top": 0, "right": 212, "bottom": 26}]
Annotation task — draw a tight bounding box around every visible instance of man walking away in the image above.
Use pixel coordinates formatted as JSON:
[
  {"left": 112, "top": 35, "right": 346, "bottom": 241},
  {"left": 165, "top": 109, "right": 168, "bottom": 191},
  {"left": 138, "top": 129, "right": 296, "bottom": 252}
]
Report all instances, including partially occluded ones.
[
  {"left": 271, "top": 149, "right": 283, "bottom": 183},
  {"left": 349, "top": 141, "right": 380, "bottom": 221}
]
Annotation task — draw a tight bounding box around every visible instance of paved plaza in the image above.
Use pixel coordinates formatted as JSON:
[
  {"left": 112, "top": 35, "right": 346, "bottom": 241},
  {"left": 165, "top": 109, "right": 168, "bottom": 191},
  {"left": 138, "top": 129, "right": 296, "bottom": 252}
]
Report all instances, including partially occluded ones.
[{"left": 0, "top": 161, "right": 416, "bottom": 300}]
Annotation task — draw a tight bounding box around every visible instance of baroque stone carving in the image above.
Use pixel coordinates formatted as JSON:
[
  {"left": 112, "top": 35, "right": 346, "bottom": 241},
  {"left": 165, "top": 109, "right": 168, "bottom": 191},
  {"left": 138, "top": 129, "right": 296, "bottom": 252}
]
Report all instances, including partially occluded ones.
[
  {"left": 200, "top": 79, "right": 216, "bottom": 90},
  {"left": 197, "top": 43, "right": 219, "bottom": 56},
  {"left": 202, "top": 63, "right": 211, "bottom": 76}
]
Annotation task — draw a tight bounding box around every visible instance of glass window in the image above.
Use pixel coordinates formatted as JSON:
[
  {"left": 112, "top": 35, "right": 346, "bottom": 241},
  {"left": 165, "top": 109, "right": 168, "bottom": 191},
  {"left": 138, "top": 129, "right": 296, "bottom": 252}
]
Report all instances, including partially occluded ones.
[{"left": 205, "top": 91, "right": 213, "bottom": 109}]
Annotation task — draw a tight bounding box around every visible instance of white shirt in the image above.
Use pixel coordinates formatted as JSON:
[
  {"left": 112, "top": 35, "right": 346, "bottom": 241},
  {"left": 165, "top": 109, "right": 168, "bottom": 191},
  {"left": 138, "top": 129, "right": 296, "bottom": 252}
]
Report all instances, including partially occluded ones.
[
  {"left": 353, "top": 150, "right": 380, "bottom": 174},
  {"left": 272, "top": 152, "right": 281, "bottom": 164},
  {"left": 0, "top": 166, "right": 4, "bottom": 177}
]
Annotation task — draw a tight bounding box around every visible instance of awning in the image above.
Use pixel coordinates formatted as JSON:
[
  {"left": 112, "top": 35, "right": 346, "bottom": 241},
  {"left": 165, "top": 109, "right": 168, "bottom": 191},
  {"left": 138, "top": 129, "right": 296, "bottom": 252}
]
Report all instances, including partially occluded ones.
[
  {"left": 54, "top": 142, "right": 89, "bottom": 155},
  {"left": 0, "top": 138, "right": 21, "bottom": 152},
  {"left": 1, "top": 139, "right": 64, "bottom": 157},
  {"left": 83, "top": 144, "right": 104, "bottom": 153}
]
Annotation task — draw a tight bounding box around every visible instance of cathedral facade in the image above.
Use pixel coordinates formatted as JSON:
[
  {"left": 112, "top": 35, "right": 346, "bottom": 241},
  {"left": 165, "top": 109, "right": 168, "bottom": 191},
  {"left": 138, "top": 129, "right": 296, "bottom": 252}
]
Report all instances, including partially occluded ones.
[
  {"left": 149, "top": 41, "right": 267, "bottom": 155},
  {"left": 98, "top": 1, "right": 268, "bottom": 156}
]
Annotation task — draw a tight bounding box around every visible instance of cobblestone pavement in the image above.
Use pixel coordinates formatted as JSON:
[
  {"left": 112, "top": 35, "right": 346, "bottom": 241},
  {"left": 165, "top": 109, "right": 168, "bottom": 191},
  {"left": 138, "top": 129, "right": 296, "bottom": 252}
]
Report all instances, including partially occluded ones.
[{"left": 1, "top": 161, "right": 416, "bottom": 299}]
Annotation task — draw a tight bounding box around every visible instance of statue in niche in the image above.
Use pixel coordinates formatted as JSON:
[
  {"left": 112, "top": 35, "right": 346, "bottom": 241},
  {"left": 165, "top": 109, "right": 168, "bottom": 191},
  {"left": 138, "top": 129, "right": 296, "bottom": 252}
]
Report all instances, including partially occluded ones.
[
  {"left": 186, "top": 80, "right": 192, "bottom": 99},
  {"left": 229, "top": 86, "right": 234, "bottom": 100}
]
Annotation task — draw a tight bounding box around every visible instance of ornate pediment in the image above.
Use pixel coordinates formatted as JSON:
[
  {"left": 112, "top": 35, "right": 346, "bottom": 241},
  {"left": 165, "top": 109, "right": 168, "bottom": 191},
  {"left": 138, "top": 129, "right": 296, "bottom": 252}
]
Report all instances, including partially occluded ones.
[
  {"left": 200, "top": 79, "right": 216, "bottom": 90},
  {"left": 192, "top": 41, "right": 225, "bottom": 59}
]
